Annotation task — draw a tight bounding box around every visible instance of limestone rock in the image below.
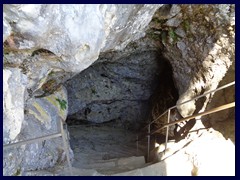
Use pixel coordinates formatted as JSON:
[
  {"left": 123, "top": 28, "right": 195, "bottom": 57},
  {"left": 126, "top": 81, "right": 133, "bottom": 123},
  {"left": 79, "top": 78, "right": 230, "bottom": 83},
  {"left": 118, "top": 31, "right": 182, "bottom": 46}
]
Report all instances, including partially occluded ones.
[
  {"left": 3, "top": 85, "right": 73, "bottom": 175},
  {"left": 3, "top": 68, "right": 28, "bottom": 144},
  {"left": 202, "top": 60, "right": 235, "bottom": 142},
  {"left": 66, "top": 39, "right": 163, "bottom": 129},
  {"left": 148, "top": 4, "right": 235, "bottom": 118},
  {"left": 153, "top": 129, "right": 235, "bottom": 176},
  {"left": 20, "top": 86, "right": 72, "bottom": 171},
  {"left": 3, "top": 5, "right": 162, "bottom": 175},
  {"left": 3, "top": 13, "right": 11, "bottom": 42},
  {"left": 3, "top": 4, "right": 161, "bottom": 73},
  {"left": 3, "top": 4, "right": 235, "bottom": 176},
  {"left": 3, "top": 68, "right": 27, "bottom": 176}
]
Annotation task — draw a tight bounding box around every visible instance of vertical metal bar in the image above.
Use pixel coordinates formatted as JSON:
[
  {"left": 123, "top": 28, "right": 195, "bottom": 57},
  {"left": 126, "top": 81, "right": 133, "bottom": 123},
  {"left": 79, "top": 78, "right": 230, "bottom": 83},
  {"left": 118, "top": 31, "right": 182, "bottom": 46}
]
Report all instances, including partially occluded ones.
[
  {"left": 136, "top": 135, "right": 139, "bottom": 156},
  {"left": 165, "top": 109, "right": 171, "bottom": 154},
  {"left": 147, "top": 124, "right": 151, "bottom": 162},
  {"left": 154, "top": 135, "right": 156, "bottom": 147},
  {"left": 60, "top": 120, "right": 73, "bottom": 176}
]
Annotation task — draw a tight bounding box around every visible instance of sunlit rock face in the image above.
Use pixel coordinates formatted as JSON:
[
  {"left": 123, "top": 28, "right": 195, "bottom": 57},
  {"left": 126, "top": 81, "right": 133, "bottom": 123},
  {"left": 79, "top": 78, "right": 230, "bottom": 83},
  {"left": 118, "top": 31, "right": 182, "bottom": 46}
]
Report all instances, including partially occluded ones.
[
  {"left": 3, "top": 4, "right": 235, "bottom": 176},
  {"left": 3, "top": 68, "right": 27, "bottom": 144},
  {"left": 147, "top": 5, "right": 235, "bottom": 176},
  {"left": 3, "top": 4, "right": 161, "bottom": 175},
  {"left": 19, "top": 86, "right": 71, "bottom": 172},
  {"left": 3, "top": 84, "right": 71, "bottom": 176},
  {"left": 149, "top": 4, "right": 235, "bottom": 118},
  {"left": 65, "top": 39, "right": 169, "bottom": 129},
  {"left": 3, "top": 4, "right": 162, "bottom": 73},
  {"left": 144, "top": 4, "right": 235, "bottom": 141}
]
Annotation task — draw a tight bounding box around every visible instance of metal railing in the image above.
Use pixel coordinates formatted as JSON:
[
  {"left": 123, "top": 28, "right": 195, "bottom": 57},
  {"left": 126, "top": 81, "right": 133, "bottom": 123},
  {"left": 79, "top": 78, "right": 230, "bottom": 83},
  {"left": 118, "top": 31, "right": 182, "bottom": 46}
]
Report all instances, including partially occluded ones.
[
  {"left": 136, "top": 81, "right": 235, "bottom": 162},
  {"left": 3, "top": 118, "right": 73, "bottom": 176}
]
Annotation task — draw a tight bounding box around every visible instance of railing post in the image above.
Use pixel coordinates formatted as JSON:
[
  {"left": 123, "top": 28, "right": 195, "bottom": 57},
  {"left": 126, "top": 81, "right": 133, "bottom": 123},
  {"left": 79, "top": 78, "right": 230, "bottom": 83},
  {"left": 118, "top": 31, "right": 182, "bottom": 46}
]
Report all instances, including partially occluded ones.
[
  {"left": 136, "top": 135, "right": 139, "bottom": 156},
  {"left": 164, "top": 109, "right": 171, "bottom": 154},
  {"left": 60, "top": 120, "right": 73, "bottom": 176},
  {"left": 147, "top": 124, "right": 151, "bottom": 162},
  {"left": 154, "top": 135, "right": 156, "bottom": 147}
]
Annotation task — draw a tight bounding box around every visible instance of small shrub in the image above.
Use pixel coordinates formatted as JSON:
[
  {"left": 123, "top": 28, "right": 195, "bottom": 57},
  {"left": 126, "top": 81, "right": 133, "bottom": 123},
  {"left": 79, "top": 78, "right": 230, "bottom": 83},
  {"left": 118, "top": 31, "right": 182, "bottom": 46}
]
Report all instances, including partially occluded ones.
[{"left": 56, "top": 98, "right": 67, "bottom": 110}]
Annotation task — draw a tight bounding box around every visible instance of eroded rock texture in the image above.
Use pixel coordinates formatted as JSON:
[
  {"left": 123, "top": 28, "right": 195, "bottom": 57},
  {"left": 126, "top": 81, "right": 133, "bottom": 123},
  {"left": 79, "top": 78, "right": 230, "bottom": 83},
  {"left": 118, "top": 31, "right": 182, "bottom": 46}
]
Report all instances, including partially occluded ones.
[
  {"left": 3, "top": 4, "right": 161, "bottom": 175},
  {"left": 65, "top": 39, "right": 172, "bottom": 129},
  {"left": 3, "top": 4, "right": 235, "bottom": 176},
  {"left": 3, "top": 4, "right": 161, "bottom": 73},
  {"left": 147, "top": 5, "right": 235, "bottom": 140},
  {"left": 148, "top": 4, "right": 235, "bottom": 118}
]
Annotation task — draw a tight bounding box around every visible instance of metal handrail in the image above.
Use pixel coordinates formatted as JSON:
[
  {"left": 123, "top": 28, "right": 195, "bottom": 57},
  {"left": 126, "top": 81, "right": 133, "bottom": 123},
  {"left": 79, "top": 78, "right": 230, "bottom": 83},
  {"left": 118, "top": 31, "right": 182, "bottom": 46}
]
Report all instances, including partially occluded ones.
[
  {"left": 143, "top": 81, "right": 235, "bottom": 129},
  {"left": 150, "top": 102, "right": 235, "bottom": 136},
  {"left": 136, "top": 81, "right": 235, "bottom": 161},
  {"left": 136, "top": 102, "right": 235, "bottom": 141},
  {"left": 137, "top": 81, "right": 235, "bottom": 141},
  {"left": 3, "top": 119, "right": 73, "bottom": 176},
  {"left": 3, "top": 133, "right": 62, "bottom": 150}
]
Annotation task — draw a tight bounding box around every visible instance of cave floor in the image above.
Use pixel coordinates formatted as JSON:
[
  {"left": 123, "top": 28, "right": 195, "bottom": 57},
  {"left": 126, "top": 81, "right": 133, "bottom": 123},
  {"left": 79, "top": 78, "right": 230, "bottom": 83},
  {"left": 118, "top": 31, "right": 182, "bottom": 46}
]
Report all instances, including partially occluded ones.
[{"left": 68, "top": 124, "right": 147, "bottom": 170}]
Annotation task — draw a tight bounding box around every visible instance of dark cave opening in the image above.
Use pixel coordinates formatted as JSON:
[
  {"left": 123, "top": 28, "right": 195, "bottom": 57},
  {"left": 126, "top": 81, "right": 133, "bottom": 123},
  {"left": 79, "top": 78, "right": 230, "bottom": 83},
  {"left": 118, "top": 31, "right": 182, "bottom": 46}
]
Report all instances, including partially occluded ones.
[
  {"left": 65, "top": 51, "right": 178, "bottom": 132},
  {"left": 64, "top": 49, "right": 179, "bottom": 164}
]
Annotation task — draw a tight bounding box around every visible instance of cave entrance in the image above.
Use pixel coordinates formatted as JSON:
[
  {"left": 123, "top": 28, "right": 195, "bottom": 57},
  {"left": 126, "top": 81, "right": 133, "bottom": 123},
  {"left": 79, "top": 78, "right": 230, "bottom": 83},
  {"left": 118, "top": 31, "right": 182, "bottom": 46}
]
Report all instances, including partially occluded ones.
[{"left": 64, "top": 47, "right": 178, "bottom": 170}]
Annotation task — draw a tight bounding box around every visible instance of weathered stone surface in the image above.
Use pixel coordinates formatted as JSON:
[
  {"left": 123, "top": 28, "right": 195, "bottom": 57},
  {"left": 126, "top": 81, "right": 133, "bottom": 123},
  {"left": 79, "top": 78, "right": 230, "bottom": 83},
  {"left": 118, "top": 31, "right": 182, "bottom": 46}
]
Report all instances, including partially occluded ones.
[
  {"left": 117, "top": 156, "right": 145, "bottom": 168},
  {"left": 185, "top": 131, "right": 235, "bottom": 176},
  {"left": 3, "top": 147, "right": 25, "bottom": 176},
  {"left": 3, "top": 4, "right": 161, "bottom": 175},
  {"left": 3, "top": 13, "right": 11, "bottom": 42},
  {"left": 171, "top": 5, "right": 234, "bottom": 118},
  {"left": 3, "top": 85, "right": 72, "bottom": 175},
  {"left": 3, "top": 4, "right": 161, "bottom": 73},
  {"left": 3, "top": 68, "right": 28, "bottom": 144},
  {"left": 148, "top": 4, "right": 235, "bottom": 118},
  {"left": 3, "top": 68, "right": 27, "bottom": 176},
  {"left": 3, "top": 4, "right": 235, "bottom": 176},
  {"left": 65, "top": 39, "right": 163, "bottom": 128},
  {"left": 20, "top": 86, "right": 72, "bottom": 171},
  {"left": 153, "top": 129, "right": 235, "bottom": 176},
  {"left": 202, "top": 60, "right": 235, "bottom": 142},
  {"left": 112, "top": 168, "right": 143, "bottom": 176}
]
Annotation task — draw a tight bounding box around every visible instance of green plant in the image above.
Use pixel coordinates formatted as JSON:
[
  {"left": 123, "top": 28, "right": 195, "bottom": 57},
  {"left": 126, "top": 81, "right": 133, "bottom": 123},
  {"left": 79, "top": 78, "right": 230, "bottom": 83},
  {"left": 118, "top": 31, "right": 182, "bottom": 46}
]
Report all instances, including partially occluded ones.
[
  {"left": 182, "top": 19, "right": 190, "bottom": 32},
  {"left": 48, "top": 71, "right": 54, "bottom": 76},
  {"left": 146, "top": 30, "right": 161, "bottom": 41},
  {"left": 161, "top": 31, "right": 167, "bottom": 44},
  {"left": 91, "top": 88, "right": 97, "bottom": 94},
  {"left": 13, "top": 168, "right": 21, "bottom": 176},
  {"left": 168, "top": 28, "right": 178, "bottom": 43},
  {"left": 56, "top": 98, "right": 67, "bottom": 110}
]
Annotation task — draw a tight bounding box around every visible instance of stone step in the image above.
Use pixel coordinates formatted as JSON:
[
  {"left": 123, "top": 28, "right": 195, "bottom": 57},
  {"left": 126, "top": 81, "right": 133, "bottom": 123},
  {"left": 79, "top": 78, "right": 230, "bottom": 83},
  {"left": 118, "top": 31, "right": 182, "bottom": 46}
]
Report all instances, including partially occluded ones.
[
  {"left": 111, "top": 149, "right": 193, "bottom": 176},
  {"left": 96, "top": 156, "right": 146, "bottom": 175},
  {"left": 23, "top": 166, "right": 102, "bottom": 176},
  {"left": 111, "top": 161, "right": 166, "bottom": 176},
  {"left": 76, "top": 160, "right": 116, "bottom": 170},
  {"left": 117, "top": 156, "right": 145, "bottom": 168},
  {"left": 62, "top": 166, "right": 109, "bottom": 176},
  {"left": 61, "top": 167, "right": 100, "bottom": 176}
]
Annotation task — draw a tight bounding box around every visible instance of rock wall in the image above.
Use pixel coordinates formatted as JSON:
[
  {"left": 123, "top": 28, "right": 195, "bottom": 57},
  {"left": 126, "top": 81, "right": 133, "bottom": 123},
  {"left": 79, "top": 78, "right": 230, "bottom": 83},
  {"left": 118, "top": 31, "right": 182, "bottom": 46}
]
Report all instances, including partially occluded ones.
[
  {"left": 3, "top": 4, "right": 161, "bottom": 175},
  {"left": 3, "top": 4, "right": 161, "bottom": 73},
  {"left": 3, "top": 84, "right": 71, "bottom": 175},
  {"left": 147, "top": 4, "right": 235, "bottom": 119},
  {"left": 202, "top": 60, "right": 235, "bottom": 142},
  {"left": 146, "top": 5, "right": 235, "bottom": 176},
  {"left": 3, "top": 4, "right": 235, "bottom": 176},
  {"left": 65, "top": 39, "right": 168, "bottom": 129}
]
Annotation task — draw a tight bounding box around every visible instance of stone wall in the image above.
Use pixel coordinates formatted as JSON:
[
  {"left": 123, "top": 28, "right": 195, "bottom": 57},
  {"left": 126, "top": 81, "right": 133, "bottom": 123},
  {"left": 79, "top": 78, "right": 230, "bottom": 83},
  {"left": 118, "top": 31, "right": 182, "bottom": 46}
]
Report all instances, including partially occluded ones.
[
  {"left": 3, "top": 4, "right": 161, "bottom": 175},
  {"left": 3, "top": 4, "right": 235, "bottom": 175}
]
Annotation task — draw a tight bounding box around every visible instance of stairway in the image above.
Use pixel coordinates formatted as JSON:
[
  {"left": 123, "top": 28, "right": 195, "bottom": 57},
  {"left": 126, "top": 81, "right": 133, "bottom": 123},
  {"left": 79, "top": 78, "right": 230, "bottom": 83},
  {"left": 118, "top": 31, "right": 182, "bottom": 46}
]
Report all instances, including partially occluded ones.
[
  {"left": 68, "top": 124, "right": 147, "bottom": 175},
  {"left": 54, "top": 155, "right": 149, "bottom": 176},
  {"left": 23, "top": 123, "right": 150, "bottom": 176}
]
